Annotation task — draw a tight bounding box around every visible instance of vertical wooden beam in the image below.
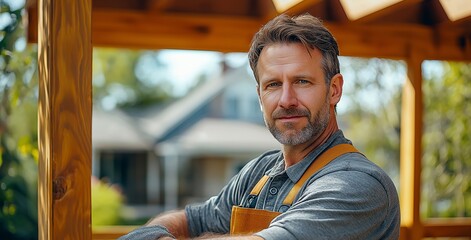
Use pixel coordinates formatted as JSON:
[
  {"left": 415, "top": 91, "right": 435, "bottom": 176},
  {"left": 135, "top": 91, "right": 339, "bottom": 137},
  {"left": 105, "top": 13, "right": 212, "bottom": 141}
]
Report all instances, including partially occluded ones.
[
  {"left": 38, "top": 0, "right": 92, "bottom": 239},
  {"left": 399, "top": 48, "right": 424, "bottom": 240}
]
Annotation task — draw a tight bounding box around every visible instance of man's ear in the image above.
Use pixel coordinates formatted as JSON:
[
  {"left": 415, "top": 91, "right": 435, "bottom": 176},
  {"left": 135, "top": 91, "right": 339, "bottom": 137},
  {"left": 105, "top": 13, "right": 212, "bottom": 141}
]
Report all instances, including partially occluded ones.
[{"left": 329, "top": 73, "right": 343, "bottom": 105}]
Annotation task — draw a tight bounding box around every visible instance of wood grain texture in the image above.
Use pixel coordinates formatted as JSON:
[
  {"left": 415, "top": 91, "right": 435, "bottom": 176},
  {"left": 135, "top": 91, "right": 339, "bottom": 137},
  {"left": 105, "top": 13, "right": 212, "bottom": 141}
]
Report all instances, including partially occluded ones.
[
  {"left": 26, "top": 7, "right": 471, "bottom": 60},
  {"left": 38, "top": 0, "right": 92, "bottom": 239},
  {"left": 91, "top": 10, "right": 262, "bottom": 52},
  {"left": 399, "top": 48, "right": 424, "bottom": 240},
  {"left": 423, "top": 218, "right": 471, "bottom": 237},
  {"left": 92, "top": 226, "right": 138, "bottom": 240}
]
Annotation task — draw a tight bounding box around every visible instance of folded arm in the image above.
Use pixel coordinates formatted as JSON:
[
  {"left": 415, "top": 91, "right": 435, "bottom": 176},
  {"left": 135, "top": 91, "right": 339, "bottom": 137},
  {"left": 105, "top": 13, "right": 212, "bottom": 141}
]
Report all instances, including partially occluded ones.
[{"left": 142, "top": 210, "right": 262, "bottom": 240}]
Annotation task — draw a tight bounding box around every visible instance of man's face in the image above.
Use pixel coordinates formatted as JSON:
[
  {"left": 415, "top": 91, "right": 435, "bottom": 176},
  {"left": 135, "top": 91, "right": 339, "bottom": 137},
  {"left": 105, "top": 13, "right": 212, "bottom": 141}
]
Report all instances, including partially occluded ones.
[{"left": 256, "top": 43, "right": 334, "bottom": 146}]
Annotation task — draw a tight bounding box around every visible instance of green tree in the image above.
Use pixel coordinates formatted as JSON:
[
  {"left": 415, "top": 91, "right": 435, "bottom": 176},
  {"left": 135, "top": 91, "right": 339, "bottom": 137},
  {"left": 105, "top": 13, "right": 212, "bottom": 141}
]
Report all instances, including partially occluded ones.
[
  {"left": 340, "top": 58, "right": 471, "bottom": 217},
  {"left": 422, "top": 61, "right": 471, "bottom": 218},
  {"left": 0, "top": 1, "right": 39, "bottom": 239},
  {"left": 93, "top": 48, "right": 175, "bottom": 110},
  {"left": 339, "top": 57, "right": 404, "bottom": 185}
]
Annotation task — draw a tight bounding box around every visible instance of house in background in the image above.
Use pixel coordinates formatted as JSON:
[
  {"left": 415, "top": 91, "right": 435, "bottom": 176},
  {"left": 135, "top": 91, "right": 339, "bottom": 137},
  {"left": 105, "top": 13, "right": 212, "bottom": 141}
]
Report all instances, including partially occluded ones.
[{"left": 92, "top": 65, "right": 279, "bottom": 219}]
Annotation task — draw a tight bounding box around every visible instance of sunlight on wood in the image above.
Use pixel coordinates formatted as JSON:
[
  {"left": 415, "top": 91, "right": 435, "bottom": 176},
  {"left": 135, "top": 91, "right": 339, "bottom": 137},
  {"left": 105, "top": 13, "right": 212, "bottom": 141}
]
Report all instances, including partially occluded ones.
[
  {"left": 339, "top": 0, "right": 402, "bottom": 20},
  {"left": 37, "top": 1, "right": 52, "bottom": 238},
  {"left": 38, "top": 0, "right": 92, "bottom": 239},
  {"left": 272, "top": 0, "right": 304, "bottom": 13},
  {"left": 399, "top": 51, "right": 424, "bottom": 240},
  {"left": 439, "top": 0, "right": 471, "bottom": 21}
]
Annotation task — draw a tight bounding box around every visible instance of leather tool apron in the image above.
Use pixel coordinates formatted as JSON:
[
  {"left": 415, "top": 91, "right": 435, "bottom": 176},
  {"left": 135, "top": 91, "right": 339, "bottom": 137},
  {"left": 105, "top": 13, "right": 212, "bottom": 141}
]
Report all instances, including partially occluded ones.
[{"left": 230, "top": 144, "right": 359, "bottom": 235}]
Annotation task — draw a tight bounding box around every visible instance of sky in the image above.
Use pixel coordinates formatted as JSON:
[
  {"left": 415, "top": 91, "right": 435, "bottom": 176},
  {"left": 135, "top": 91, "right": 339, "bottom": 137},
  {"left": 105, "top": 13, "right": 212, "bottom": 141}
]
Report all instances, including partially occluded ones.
[
  {"left": 95, "top": 49, "right": 249, "bottom": 110},
  {"left": 156, "top": 50, "right": 222, "bottom": 96},
  {"left": 154, "top": 50, "right": 248, "bottom": 96},
  {"left": 2, "top": 0, "right": 24, "bottom": 11}
]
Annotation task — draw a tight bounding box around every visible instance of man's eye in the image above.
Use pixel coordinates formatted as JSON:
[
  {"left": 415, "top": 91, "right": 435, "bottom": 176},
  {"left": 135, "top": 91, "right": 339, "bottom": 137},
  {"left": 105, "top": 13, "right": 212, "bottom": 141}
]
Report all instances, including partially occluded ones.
[
  {"left": 297, "top": 79, "right": 309, "bottom": 84},
  {"left": 267, "top": 82, "right": 281, "bottom": 88}
]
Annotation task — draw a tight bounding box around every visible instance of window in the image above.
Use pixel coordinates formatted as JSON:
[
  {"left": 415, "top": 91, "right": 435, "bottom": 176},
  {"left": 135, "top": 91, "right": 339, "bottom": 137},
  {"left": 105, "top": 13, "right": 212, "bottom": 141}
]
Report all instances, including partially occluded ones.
[{"left": 98, "top": 151, "right": 148, "bottom": 205}]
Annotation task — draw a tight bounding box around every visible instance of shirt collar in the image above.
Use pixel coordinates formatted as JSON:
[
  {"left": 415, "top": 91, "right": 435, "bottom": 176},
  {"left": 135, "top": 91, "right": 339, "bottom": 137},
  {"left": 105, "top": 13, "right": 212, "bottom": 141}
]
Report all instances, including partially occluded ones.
[{"left": 267, "top": 153, "right": 285, "bottom": 176}]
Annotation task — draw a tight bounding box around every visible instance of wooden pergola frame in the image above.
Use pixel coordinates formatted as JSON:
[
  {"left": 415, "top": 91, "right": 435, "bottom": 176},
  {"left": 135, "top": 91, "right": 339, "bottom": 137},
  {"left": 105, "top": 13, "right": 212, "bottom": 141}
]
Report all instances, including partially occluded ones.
[{"left": 35, "top": 0, "right": 471, "bottom": 239}]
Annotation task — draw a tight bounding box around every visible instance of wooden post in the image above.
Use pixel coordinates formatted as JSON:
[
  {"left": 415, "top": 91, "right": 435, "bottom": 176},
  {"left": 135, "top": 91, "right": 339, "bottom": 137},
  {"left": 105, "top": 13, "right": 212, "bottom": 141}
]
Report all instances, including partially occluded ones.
[
  {"left": 37, "top": 0, "right": 92, "bottom": 239},
  {"left": 399, "top": 48, "right": 424, "bottom": 240}
]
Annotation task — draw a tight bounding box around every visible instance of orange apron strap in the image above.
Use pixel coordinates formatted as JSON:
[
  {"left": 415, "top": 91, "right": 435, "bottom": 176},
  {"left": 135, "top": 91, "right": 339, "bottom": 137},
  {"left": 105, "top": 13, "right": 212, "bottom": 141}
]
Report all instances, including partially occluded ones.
[
  {"left": 282, "top": 144, "right": 359, "bottom": 205},
  {"left": 249, "top": 175, "right": 270, "bottom": 195}
]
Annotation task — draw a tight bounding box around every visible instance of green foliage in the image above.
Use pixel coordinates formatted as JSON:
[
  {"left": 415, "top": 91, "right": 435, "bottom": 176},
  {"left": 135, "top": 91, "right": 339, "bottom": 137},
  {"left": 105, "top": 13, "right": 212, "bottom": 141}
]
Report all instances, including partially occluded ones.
[
  {"left": 1, "top": 1, "right": 39, "bottom": 239},
  {"left": 91, "top": 177, "right": 125, "bottom": 226},
  {"left": 422, "top": 61, "right": 471, "bottom": 218},
  {"left": 0, "top": 135, "right": 38, "bottom": 240},
  {"left": 341, "top": 58, "right": 471, "bottom": 218},
  {"left": 93, "top": 48, "right": 175, "bottom": 110},
  {"left": 339, "top": 57, "right": 404, "bottom": 185}
]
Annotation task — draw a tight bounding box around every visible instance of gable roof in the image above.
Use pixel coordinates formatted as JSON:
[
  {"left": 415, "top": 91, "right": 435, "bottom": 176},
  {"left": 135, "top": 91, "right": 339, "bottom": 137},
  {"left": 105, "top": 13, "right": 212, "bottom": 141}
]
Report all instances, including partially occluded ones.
[
  {"left": 93, "top": 65, "right": 279, "bottom": 154},
  {"left": 158, "top": 117, "right": 279, "bottom": 156},
  {"left": 92, "top": 108, "right": 152, "bottom": 150},
  {"left": 137, "top": 66, "right": 254, "bottom": 142}
]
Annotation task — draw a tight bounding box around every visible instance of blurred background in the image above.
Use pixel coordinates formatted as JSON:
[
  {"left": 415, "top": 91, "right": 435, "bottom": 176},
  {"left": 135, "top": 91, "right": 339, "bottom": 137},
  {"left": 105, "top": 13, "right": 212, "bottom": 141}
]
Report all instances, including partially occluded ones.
[{"left": 1, "top": 0, "right": 470, "bottom": 239}]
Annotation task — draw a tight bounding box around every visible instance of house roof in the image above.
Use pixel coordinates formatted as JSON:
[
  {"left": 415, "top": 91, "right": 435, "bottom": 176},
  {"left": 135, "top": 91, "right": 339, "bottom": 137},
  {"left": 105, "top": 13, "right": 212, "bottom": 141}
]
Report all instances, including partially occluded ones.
[
  {"left": 157, "top": 118, "right": 279, "bottom": 156},
  {"left": 92, "top": 65, "right": 276, "bottom": 155},
  {"left": 138, "top": 66, "right": 254, "bottom": 142},
  {"left": 137, "top": 74, "right": 226, "bottom": 141},
  {"left": 92, "top": 108, "right": 152, "bottom": 150}
]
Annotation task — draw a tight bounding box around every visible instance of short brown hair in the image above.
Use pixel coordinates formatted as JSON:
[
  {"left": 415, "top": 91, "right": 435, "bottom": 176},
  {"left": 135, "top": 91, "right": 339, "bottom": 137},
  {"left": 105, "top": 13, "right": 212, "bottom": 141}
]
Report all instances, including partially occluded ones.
[{"left": 248, "top": 13, "right": 340, "bottom": 85}]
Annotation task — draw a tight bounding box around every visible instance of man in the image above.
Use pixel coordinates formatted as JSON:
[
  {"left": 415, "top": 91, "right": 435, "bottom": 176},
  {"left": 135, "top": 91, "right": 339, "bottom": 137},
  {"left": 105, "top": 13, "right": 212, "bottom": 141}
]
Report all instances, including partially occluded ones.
[{"left": 120, "top": 13, "right": 400, "bottom": 240}]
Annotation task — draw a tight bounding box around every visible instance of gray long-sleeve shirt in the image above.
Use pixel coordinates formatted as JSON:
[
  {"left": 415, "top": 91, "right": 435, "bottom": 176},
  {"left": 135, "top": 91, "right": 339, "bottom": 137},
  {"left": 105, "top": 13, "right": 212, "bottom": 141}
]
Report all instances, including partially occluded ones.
[{"left": 185, "top": 131, "right": 400, "bottom": 239}]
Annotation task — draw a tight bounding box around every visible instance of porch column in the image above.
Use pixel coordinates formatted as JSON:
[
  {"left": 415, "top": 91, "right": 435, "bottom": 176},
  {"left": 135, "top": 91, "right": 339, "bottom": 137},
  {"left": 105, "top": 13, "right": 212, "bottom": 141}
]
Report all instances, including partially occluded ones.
[
  {"left": 38, "top": 0, "right": 92, "bottom": 239},
  {"left": 161, "top": 143, "right": 180, "bottom": 211},
  {"left": 399, "top": 48, "right": 424, "bottom": 240}
]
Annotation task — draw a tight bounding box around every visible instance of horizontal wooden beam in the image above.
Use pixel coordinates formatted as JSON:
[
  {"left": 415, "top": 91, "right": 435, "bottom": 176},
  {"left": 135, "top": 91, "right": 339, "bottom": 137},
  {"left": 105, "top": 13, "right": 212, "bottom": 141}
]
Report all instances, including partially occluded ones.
[
  {"left": 326, "top": 23, "right": 471, "bottom": 61},
  {"left": 146, "top": 0, "right": 172, "bottom": 12},
  {"left": 92, "top": 225, "right": 137, "bottom": 240},
  {"left": 91, "top": 10, "right": 262, "bottom": 52},
  {"left": 92, "top": 223, "right": 471, "bottom": 240},
  {"left": 423, "top": 218, "right": 471, "bottom": 237},
  {"left": 27, "top": 8, "right": 471, "bottom": 60},
  {"left": 28, "top": 9, "right": 261, "bottom": 52}
]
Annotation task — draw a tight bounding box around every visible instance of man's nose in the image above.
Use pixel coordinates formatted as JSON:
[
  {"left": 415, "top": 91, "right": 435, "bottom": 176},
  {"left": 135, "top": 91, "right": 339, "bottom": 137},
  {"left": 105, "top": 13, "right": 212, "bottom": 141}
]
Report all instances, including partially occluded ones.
[{"left": 279, "top": 84, "right": 298, "bottom": 108}]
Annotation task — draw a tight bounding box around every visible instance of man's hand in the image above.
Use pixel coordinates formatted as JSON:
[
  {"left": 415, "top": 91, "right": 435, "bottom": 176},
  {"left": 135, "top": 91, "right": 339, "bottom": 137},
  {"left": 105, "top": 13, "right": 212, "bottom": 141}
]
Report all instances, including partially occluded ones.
[{"left": 145, "top": 210, "right": 190, "bottom": 238}]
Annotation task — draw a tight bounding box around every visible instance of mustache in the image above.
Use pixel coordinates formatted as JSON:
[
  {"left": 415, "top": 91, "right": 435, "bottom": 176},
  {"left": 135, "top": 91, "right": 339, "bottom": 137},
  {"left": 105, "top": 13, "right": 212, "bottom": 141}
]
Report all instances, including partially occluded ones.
[{"left": 272, "top": 108, "right": 310, "bottom": 119}]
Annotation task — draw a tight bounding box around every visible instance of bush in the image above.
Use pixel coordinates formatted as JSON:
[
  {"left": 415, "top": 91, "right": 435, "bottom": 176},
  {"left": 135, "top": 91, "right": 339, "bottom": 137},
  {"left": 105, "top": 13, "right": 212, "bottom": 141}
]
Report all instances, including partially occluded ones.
[{"left": 91, "top": 177, "right": 124, "bottom": 226}]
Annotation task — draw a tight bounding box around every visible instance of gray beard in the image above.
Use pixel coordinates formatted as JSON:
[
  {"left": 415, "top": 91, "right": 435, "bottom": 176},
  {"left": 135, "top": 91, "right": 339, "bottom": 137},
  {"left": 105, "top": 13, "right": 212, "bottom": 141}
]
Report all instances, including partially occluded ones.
[{"left": 266, "top": 103, "right": 330, "bottom": 146}]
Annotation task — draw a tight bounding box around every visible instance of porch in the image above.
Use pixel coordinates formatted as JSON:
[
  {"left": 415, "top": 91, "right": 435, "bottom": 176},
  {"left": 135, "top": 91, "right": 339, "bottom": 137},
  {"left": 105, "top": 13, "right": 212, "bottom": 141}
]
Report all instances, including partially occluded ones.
[{"left": 28, "top": 0, "right": 471, "bottom": 239}]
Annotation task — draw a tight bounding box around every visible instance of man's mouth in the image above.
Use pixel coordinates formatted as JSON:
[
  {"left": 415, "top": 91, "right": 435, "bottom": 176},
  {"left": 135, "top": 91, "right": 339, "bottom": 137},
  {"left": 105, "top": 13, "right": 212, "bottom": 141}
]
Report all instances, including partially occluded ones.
[
  {"left": 273, "top": 108, "right": 308, "bottom": 121},
  {"left": 276, "top": 114, "right": 305, "bottom": 124}
]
